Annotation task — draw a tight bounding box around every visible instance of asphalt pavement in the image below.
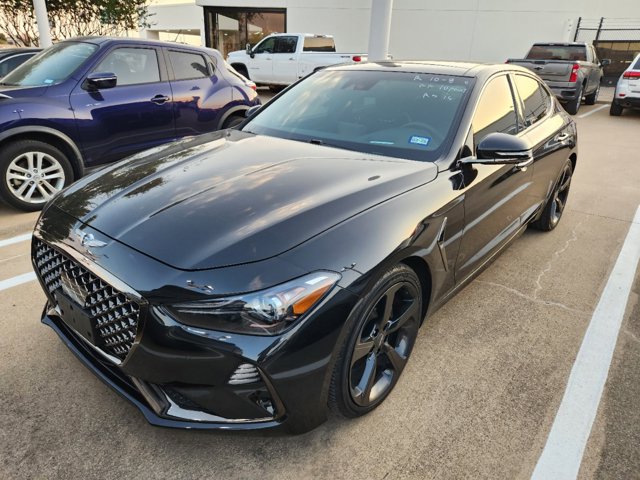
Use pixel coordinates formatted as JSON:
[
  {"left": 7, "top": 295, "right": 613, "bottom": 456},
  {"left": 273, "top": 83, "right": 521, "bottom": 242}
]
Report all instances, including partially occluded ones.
[{"left": 1, "top": 90, "right": 639, "bottom": 480}]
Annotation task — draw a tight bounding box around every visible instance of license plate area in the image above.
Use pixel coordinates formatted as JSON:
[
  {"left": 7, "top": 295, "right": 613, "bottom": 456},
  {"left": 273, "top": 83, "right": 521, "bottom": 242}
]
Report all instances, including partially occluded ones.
[{"left": 55, "top": 292, "right": 98, "bottom": 345}]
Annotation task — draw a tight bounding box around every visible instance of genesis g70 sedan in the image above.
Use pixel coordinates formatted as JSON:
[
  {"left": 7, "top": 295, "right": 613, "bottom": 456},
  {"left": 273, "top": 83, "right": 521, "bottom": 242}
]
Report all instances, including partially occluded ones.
[{"left": 32, "top": 61, "right": 577, "bottom": 433}]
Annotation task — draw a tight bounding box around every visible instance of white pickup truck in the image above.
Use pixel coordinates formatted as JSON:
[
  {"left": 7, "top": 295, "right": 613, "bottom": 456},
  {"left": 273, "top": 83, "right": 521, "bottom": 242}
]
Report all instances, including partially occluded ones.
[{"left": 227, "top": 33, "right": 367, "bottom": 88}]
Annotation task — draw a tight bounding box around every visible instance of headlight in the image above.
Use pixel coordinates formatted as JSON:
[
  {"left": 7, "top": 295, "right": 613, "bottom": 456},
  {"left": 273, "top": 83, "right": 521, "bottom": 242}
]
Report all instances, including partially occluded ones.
[{"left": 165, "top": 271, "right": 341, "bottom": 335}]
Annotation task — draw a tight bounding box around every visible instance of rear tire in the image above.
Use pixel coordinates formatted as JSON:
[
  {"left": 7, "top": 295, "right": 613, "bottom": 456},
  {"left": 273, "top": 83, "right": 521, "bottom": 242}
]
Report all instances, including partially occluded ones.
[
  {"left": 329, "top": 264, "right": 422, "bottom": 418},
  {"left": 222, "top": 114, "right": 244, "bottom": 129},
  {"left": 530, "top": 159, "right": 573, "bottom": 232},
  {"left": 584, "top": 84, "right": 599, "bottom": 105},
  {"left": 0, "top": 140, "right": 73, "bottom": 212},
  {"left": 609, "top": 101, "right": 623, "bottom": 116},
  {"left": 564, "top": 87, "right": 582, "bottom": 115}
]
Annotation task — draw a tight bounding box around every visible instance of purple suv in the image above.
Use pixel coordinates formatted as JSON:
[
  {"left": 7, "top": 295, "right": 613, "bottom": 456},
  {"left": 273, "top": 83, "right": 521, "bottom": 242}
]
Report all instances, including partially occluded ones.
[{"left": 0, "top": 37, "right": 260, "bottom": 211}]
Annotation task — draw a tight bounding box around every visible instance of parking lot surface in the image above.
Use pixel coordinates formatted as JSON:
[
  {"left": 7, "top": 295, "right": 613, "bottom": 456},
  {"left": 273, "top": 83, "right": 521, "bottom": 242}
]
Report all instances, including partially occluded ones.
[{"left": 1, "top": 90, "right": 639, "bottom": 479}]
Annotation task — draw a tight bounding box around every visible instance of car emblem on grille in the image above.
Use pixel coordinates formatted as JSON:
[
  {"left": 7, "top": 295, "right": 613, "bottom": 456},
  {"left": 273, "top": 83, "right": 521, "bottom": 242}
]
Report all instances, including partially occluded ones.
[
  {"left": 60, "top": 270, "right": 88, "bottom": 306},
  {"left": 76, "top": 230, "right": 107, "bottom": 248}
]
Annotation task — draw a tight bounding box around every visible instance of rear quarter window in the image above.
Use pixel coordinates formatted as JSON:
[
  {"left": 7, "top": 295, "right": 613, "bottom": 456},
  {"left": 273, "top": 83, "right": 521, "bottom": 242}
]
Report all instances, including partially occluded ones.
[{"left": 303, "top": 37, "right": 336, "bottom": 52}]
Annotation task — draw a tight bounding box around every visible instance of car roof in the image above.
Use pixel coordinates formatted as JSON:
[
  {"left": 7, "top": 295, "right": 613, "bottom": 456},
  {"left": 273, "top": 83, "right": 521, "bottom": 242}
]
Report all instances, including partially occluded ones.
[
  {"left": 327, "top": 60, "right": 535, "bottom": 79},
  {"left": 0, "top": 48, "right": 41, "bottom": 55},
  {"left": 532, "top": 42, "right": 589, "bottom": 47},
  {"left": 62, "top": 36, "right": 208, "bottom": 50}
]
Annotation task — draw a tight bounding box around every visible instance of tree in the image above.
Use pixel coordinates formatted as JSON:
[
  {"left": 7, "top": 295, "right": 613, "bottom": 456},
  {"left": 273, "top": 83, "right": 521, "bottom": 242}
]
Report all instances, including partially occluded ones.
[{"left": 0, "top": 0, "right": 150, "bottom": 47}]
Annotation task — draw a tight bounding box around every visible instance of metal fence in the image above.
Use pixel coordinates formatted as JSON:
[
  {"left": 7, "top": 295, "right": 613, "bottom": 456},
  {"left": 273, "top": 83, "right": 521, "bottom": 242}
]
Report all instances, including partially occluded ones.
[{"left": 574, "top": 18, "right": 640, "bottom": 84}]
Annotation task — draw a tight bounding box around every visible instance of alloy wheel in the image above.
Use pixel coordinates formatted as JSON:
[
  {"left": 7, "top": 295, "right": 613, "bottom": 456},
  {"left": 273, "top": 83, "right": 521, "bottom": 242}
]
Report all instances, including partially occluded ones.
[
  {"left": 6, "top": 151, "right": 66, "bottom": 204},
  {"left": 550, "top": 164, "right": 572, "bottom": 226},
  {"left": 349, "top": 281, "right": 420, "bottom": 407}
]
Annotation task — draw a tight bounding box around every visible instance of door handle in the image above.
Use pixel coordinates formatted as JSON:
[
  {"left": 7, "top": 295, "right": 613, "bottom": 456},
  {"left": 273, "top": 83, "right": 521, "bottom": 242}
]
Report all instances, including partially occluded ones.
[
  {"left": 150, "top": 94, "right": 170, "bottom": 105},
  {"left": 289, "top": 57, "right": 295, "bottom": 61},
  {"left": 555, "top": 133, "right": 570, "bottom": 142}
]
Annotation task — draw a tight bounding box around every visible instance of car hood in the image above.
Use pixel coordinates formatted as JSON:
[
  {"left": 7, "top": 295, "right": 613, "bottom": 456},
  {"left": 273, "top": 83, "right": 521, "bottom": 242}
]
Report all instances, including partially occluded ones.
[
  {"left": 53, "top": 131, "right": 438, "bottom": 270},
  {"left": 0, "top": 84, "right": 48, "bottom": 98}
]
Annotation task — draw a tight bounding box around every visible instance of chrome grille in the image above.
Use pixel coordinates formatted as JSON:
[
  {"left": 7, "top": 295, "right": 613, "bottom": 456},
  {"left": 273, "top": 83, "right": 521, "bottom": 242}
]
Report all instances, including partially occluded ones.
[{"left": 33, "top": 238, "right": 141, "bottom": 361}]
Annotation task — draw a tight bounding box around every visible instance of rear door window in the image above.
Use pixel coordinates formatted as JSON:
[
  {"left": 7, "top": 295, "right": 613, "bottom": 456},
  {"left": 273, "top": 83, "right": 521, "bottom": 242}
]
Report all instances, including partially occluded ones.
[
  {"left": 513, "top": 75, "right": 550, "bottom": 128},
  {"left": 472, "top": 75, "right": 519, "bottom": 145},
  {"left": 168, "top": 50, "right": 209, "bottom": 80},
  {"left": 633, "top": 56, "right": 640, "bottom": 70},
  {"left": 274, "top": 37, "right": 298, "bottom": 54}
]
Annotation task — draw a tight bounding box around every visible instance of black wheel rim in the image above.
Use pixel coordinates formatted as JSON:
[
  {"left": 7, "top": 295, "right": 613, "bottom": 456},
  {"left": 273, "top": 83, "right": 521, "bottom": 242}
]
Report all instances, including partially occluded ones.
[
  {"left": 349, "top": 281, "right": 420, "bottom": 407},
  {"left": 550, "top": 164, "right": 572, "bottom": 226}
]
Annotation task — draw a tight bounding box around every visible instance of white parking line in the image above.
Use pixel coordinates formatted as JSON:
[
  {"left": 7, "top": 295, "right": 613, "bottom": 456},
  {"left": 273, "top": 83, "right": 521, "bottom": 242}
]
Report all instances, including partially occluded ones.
[
  {"left": 577, "top": 104, "right": 608, "bottom": 118},
  {"left": 0, "top": 272, "right": 37, "bottom": 291},
  {"left": 531, "top": 205, "right": 640, "bottom": 480},
  {"left": 0, "top": 233, "right": 32, "bottom": 248}
]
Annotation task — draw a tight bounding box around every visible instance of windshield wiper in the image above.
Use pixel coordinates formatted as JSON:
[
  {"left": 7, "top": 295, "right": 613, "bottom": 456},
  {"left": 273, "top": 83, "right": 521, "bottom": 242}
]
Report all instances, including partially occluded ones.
[{"left": 0, "top": 82, "right": 15, "bottom": 86}]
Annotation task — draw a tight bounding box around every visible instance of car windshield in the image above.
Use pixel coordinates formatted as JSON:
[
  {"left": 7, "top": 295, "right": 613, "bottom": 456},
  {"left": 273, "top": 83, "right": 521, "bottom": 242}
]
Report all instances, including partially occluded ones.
[
  {"left": 243, "top": 69, "right": 474, "bottom": 162},
  {"left": 526, "top": 45, "right": 587, "bottom": 61},
  {"left": 1, "top": 41, "right": 97, "bottom": 87}
]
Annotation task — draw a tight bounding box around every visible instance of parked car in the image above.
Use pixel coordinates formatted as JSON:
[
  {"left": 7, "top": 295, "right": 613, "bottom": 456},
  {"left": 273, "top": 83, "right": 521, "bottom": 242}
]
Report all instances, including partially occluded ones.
[
  {"left": 33, "top": 61, "right": 577, "bottom": 433},
  {"left": 610, "top": 53, "right": 640, "bottom": 116},
  {"left": 227, "top": 33, "right": 368, "bottom": 89},
  {"left": 0, "top": 37, "right": 260, "bottom": 211},
  {"left": 507, "top": 42, "right": 608, "bottom": 114},
  {"left": 0, "top": 47, "right": 41, "bottom": 77}
]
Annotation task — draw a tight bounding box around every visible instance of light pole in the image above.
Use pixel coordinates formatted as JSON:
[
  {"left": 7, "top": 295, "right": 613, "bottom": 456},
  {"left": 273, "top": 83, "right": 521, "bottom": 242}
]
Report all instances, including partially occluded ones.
[
  {"left": 367, "top": 0, "right": 393, "bottom": 61},
  {"left": 32, "top": 0, "right": 52, "bottom": 47}
]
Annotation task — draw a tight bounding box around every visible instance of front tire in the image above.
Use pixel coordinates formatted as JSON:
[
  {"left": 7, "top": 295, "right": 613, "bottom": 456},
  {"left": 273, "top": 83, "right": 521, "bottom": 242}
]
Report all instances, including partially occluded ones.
[
  {"left": 0, "top": 140, "right": 73, "bottom": 212},
  {"left": 329, "top": 264, "right": 423, "bottom": 418},
  {"left": 530, "top": 159, "right": 573, "bottom": 231}
]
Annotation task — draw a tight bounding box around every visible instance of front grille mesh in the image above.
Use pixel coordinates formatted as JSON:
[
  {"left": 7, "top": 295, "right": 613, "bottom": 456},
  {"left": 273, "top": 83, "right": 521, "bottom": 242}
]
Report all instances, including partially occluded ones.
[{"left": 33, "top": 238, "right": 141, "bottom": 361}]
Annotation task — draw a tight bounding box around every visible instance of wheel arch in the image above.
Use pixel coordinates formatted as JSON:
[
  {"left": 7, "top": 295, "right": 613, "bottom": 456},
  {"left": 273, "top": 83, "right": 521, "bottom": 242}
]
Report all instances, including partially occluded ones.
[
  {"left": 217, "top": 105, "right": 249, "bottom": 130},
  {"left": 230, "top": 63, "right": 249, "bottom": 78},
  {"left": 0, "top": 126, "right": 84, "bottom": 180},
  {"left": 400, "top": 256, "right": 432, "bottom": 323}
]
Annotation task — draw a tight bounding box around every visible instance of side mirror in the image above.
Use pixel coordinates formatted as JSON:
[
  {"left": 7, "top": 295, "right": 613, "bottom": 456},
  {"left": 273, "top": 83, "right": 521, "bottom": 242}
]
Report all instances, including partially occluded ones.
[
  {"left": 245, "top": 104, "right": 262, "bottom": 118},
  {"left": 85, "top": 72, "right": 117, "bottom": 90},
  {"left": 460, "top": 132, "right": 533, "bottom": 169},
  {"left": 246, "top": 43, "right": 255, "bottom": 58},
  {"left": 601, "top": 59, "right": 611, "bottom": 66}
]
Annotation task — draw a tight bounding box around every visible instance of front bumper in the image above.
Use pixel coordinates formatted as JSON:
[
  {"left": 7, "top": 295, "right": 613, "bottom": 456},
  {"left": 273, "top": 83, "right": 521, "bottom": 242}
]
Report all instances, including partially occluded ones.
[
  {"left": 33, "top": 217, "right": 360, "bottom": 434},
  {"left": 43, "top": 308, "right": 282, "bottom": 430}
]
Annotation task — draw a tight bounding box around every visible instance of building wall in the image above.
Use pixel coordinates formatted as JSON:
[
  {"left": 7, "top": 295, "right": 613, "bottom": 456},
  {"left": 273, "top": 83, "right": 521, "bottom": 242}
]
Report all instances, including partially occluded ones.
[{"left": 195, "top": 0, "right": 639, "bottom": 61}]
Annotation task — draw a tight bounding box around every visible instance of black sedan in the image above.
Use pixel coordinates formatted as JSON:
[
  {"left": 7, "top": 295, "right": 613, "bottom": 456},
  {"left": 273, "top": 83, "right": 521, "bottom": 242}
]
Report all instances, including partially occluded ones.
[
  {"left": 32, "top": 61, "right": 577, "bottom": 433},
  {"left": 0, "top": 48, "right": 40, "bottom": 77}
]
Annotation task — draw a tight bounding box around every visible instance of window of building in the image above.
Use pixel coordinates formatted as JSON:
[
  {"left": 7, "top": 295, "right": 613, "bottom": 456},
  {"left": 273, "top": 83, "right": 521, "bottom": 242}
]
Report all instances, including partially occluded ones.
[{"left": 204, "top": 7, "right": 286, "bottom": 57}]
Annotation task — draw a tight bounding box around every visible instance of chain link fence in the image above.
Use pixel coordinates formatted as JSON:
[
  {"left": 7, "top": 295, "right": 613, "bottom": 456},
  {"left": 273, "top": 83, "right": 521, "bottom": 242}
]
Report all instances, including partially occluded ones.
[{"left": 574, "top": 18, "right": 640, "bottom": 85}]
